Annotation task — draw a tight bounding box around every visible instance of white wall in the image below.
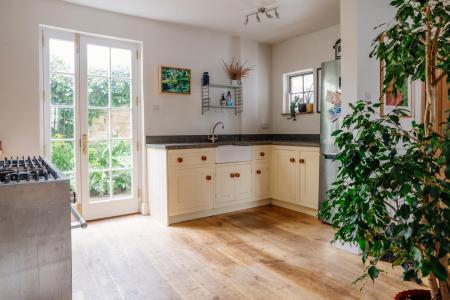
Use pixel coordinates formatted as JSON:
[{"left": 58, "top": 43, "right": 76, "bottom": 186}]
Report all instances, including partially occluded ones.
[
  {"left": 270, "top": 25, "right": 340, "bottom": 134},
  {"left": 340, "top": 0, "right": 422, "bottom": 127},
  {"left": 0, "top": 0, "right": 271, "bottom": 157}
]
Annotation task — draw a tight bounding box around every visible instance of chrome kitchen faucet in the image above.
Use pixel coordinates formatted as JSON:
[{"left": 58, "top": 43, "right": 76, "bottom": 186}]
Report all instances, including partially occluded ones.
[{"left": 208, "top": 121, "right": 224, "bottom": 143}]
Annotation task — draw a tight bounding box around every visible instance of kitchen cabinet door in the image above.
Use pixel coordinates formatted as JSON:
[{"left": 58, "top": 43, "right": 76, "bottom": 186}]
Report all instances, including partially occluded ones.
[
  {"left": 254, "top": 162, "right": 270, "bottom": 200},
  {"left": 271, "top": 149, "right": 299, "bottom": 204},
  {"left": 215, "top": 164, "right": 237, "bottom": 207},
  {"left": 168, "top": 166, "right": 214, "bottom": 216},
  {"left": 234, "top": 163, "right": 252, "bottom": 201},
  {"left": 298, "top": 151, "right": 320, "bottom": 209}
]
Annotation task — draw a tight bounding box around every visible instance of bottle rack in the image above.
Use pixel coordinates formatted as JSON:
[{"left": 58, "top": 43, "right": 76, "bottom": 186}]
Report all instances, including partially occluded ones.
[{"left": 201, "top": 80, "right": 243, "bottom": 115}]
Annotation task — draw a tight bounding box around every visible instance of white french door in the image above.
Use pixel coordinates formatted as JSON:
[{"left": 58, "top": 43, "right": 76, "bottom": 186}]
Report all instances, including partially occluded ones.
[{"left": 42, "top": 28, "right": 140, "bottom": 221}]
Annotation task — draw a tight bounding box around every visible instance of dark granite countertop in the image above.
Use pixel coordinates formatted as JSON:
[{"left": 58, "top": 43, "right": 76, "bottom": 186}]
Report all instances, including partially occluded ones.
[{"left": 146, "top": 134, "right": 320, "bottom": 150}]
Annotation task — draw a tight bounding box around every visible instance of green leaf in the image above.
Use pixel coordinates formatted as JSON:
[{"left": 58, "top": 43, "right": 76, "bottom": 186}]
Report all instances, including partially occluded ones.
[
  {"left": 358, "top": 238, "right": 366, "bottom": 251},
  {"left": 368, "top": 266, "right": 379, "bottom": 282},
  {"left": 411, "top": 247, "right": 422, "bottom": 263},
  {"left": 431, "top": 257, "right": 448, "bottom": 281}
]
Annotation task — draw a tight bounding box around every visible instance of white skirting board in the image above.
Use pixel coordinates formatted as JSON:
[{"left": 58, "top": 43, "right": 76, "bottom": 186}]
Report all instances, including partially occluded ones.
[
  {"left": 169, "top": 199, "right": 270, "bottom": 224},
  {"left": 270, "top": 199, "right": 317, "bottom": 217}
]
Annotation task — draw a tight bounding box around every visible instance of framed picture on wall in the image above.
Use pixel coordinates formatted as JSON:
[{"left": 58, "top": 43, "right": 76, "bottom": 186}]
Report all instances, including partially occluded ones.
[
  {"left": 316, "top": 68, "right": 322, "bottom": 113},
  {"left": 380, "top": 61, "right": 414, "bottom": 118},
  {"left": 159, "top": 65, "right": 191, "bottom": 95}
]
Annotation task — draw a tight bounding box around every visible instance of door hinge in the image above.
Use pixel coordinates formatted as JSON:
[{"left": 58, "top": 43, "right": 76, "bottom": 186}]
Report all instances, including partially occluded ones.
[
  {"left": 41, "top": 33, "right": 45, "bottom": 47},
  {"left": 75, "top": 33, "right": 80, "bottom": 54},
  {"left": 137, "top": 188, "right": 141, "bottom": 199},
  {"left": 43, "top": 144, "right": 46, "bottom": 155},
  {"left": 136, "top": 49, "right": 139, "bottom": 60},
  {"left": 136, "top": 96, "right": 139, "bottom": 106},
  {"left": 42, "top": 90, "right": 46, "bottom": 101},
  {"left": 136, "top": 141, "right": 140, "bottom": 151}
]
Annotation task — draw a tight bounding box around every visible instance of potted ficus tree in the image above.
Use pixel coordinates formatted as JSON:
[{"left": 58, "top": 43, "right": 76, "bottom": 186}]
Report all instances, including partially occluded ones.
[{"left": 319, "top": 1, "right": 449, "bottom": 300}]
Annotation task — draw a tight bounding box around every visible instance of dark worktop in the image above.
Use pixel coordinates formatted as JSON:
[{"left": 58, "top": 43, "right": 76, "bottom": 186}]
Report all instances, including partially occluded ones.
[{"left": 146, "top": 134, "right": 320, "bottom": 150}]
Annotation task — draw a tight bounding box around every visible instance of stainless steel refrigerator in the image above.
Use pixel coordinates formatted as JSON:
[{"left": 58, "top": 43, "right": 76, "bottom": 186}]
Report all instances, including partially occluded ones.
[{"left": 319, "top": 60, "right": 341, "bottom": 223}]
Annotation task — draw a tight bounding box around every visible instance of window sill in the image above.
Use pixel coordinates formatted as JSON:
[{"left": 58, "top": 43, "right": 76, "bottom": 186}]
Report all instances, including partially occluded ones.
[{"left": 281, "top": 112, "right": 315, "bottom": 116}]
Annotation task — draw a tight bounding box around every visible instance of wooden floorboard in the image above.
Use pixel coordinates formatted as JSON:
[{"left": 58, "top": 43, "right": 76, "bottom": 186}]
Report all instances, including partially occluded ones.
[{"left": 72, "top": 205, "right": 417, "bottom": 300}]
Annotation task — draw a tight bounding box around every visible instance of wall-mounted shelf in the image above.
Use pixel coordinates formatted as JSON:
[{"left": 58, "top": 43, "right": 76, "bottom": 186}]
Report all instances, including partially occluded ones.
[{"left": 201, "top": 80, "right": 243, "bottom": 115}]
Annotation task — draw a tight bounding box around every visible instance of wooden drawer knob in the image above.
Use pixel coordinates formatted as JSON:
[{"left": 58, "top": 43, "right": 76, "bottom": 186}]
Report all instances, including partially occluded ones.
[
  {"left": 290, "top": 158, "right": 295, "bottom": 163},
  {"left": 299, "top": 159, "right": 305, "bottom": 163},
  {"left": 206, "top": 175, "right": 212, "bottom": 181},
  {"left": 201, "top": 155, "right": 207, "bottom": 161},
  {"left": 177, "top": 157, "right": 183, "bottom": 163},
  {"left": 230, "top": 173, "right": 235, "bottom": 178},
  {"left": 235, "top": 173, "right": 240, "bottom": 178},
  {"left": 256, "top": 170, "right": 261, "bottom": 174},
  {"left": 260, "top": 152, "right": 265, "bottom": 157}
]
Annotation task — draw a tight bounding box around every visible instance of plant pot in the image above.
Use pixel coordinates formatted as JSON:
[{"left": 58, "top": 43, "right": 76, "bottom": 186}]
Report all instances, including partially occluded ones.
[
  {"left": 393, "top": 289, "right": 431, "bottom": 300},
  {"left": 231, "top": 80, "right": 241, "bottom": 86},
  {"left": 306, "top": 103, "right": 314, "bottom": 113},
  {"left": 298, "top": 103, "right": 307, "bottom": 113}
]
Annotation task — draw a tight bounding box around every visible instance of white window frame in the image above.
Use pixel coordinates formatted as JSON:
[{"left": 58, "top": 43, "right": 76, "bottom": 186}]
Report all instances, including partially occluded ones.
[{"left": 282, "top": 69, "right": 314, "bottom": 114}]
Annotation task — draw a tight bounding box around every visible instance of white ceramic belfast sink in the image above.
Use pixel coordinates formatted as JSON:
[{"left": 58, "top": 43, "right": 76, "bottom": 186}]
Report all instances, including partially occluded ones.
[{"left": 215, "top": 145, "right": 252, "bottom": 164}]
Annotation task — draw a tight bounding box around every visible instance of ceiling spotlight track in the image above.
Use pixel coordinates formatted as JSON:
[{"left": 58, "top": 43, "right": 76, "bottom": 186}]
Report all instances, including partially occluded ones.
[{"left": 245, "top": 6, "right": 279, "bottom": 25}]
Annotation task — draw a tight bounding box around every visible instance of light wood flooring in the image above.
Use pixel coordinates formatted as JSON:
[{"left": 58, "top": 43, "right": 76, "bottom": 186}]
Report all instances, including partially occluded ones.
[{"left": 72, "top": 205, "right": 417, "bottom": 300}]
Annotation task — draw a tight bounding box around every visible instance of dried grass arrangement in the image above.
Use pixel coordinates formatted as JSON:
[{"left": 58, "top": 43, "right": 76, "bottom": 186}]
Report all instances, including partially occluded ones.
[{"left": 223, "top": 58, "right": 254, "bottom": 80}]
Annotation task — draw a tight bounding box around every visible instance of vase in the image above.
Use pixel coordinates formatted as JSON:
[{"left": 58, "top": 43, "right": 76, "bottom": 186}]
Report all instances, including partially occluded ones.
[
  {"left": 306, "top": 103, "right": 314, "bottom": 113},
  {"left": 298, "top": 103, "right": 307, "bottom": 113},
  {"left": 393, "top": 289, "right": 430, "bottom": 300}
]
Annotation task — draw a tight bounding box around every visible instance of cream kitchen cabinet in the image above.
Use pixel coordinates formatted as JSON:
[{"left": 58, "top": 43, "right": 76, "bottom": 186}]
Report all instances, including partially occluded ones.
[
  {"left": 147, "top": 144, "right": 319, "bottom": 225},
  {"left": 298, "top": 151, "right": 320, "bottom": 209},
  {"left": 253, "top": 161, "right": 270, "bottom": 200},
  {"left": 271, "top": 148, "right": 299, "bottom": 204},
  {"left": 215, "top": 162, "right": 252, "bottom": 208},
  {"left": 271, "top": 146, "right": 320, "bottom": 211},
  {"left": 168, "top": 166, "right": 214, "bottom": 216}
]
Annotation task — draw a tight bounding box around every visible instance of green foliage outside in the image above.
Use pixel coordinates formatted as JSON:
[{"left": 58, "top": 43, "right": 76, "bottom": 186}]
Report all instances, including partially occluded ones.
[
  {"left": 50, "top": 57, "right": 132, "bottom": 197},
  {"left": 161, "top": 67, "right": 191, "bottom": 94}
]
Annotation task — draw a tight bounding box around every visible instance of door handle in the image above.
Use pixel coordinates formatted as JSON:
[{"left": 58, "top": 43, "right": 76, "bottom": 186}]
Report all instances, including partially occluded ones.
[
  {"left": 82, "top": 134, "right": 88, "bottom": 155},
  {"left": 290, "top": 158, "right": 295, "bottom": 163}
]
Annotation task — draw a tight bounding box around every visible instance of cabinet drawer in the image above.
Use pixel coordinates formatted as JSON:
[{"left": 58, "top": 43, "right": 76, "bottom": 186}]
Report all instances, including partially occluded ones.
[
  {"left": 253, "top": 146, "right": 271, "bottom": 161},
  {"left": 168, "top": 149, "right": 214, "bottom": 167}
]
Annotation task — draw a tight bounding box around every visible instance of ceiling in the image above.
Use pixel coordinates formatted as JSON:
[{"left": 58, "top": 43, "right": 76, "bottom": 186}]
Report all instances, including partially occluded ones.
[{"left": 61, "top": 0, "right": 340, "bottom": 44}]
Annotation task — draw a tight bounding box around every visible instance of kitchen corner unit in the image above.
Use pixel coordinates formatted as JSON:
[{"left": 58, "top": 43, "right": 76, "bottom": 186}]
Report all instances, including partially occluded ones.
[{"left": 147, "top": 143, "right": 320, "bottom": 225}]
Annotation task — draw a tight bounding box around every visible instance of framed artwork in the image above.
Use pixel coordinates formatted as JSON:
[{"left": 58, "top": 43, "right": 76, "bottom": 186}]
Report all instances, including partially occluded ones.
[
  {"left": 316, "top": 68, "right": 322, "bottom": 113},
  {"left": 159, "top": 65, "right": 191, "bottom": 95},
  {"left": 380, "top": 61, "right": 414, "bottom": 118}
]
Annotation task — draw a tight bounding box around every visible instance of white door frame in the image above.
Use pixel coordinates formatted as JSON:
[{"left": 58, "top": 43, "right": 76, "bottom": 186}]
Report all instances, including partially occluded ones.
[{"left": 40, "top": 25, "right": 144, "bottom": 220}]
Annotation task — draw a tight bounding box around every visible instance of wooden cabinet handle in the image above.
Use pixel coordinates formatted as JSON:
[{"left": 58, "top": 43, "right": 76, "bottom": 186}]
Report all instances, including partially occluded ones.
[
  {"left": 230, "top": 173, "right": 235, "bottom": 178},
  {"left": 205, "top": 175, "right": 212, "bottom": 181},
  {"left": 290, "top": 158, "right": 295, "bottom": 163},
  {"left": 201, "top": 155, "right": 207, "bottom": 161},
  {"left": 299, "top": 159, "right": 305, "bottom": 163},
  {"left": 235, "top": 173, "right": 240, "bottom": 178},
  {"left": 260, "top": 152, "right": 265, "bottom": 157},
  {"left": 256, "top": 170, "right": 262, "bottom": 174},
  {"left": 177, "top": 157, "right": 183, "bottom": 163}
]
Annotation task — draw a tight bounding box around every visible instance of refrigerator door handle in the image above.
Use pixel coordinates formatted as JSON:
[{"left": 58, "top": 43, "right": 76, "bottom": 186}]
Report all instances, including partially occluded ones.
[{"left": 322, "top": 153, "right": 337, "bottom": 160}]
